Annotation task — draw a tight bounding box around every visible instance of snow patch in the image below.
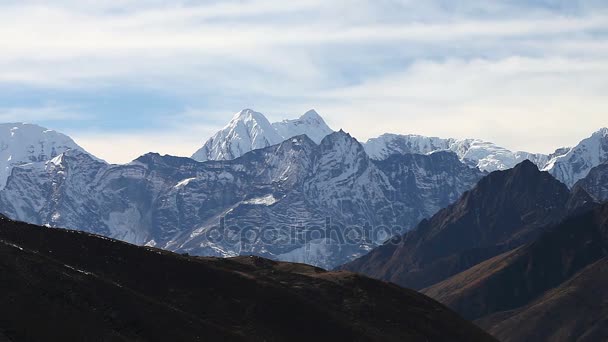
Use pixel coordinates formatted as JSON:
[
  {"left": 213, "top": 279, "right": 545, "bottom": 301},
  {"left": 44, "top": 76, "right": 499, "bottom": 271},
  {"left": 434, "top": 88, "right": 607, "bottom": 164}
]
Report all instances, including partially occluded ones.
[
  {"left": 243, "top": 194, "right": 279, "bottom": 206},
  {"left": 175, "top": 177, "right": 196, "bottom": 188}
]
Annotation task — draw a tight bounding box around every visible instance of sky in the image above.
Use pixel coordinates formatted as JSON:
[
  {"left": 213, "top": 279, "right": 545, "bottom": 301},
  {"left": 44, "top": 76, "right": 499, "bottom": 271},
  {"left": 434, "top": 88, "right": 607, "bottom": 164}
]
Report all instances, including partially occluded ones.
[{"left": 1, "top": 0, "right": 607, "bottom": 163}]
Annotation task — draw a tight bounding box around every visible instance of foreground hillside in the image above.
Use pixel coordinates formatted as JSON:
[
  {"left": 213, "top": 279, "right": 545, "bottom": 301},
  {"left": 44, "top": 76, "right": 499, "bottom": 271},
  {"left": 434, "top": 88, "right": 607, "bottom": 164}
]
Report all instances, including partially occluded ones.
[{"left": 0, "top": 216, "right": 495, "bottom": 342}]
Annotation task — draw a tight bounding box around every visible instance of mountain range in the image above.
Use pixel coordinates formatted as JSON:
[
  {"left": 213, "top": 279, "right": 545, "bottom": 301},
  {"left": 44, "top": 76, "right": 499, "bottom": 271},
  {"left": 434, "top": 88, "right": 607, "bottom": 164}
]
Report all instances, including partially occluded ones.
[
  {"left": 190, "top": 109, "right": 608, "bottom": 186},
  {"left": 340, "top": 158, "right": 608, "bottom": 341},
  {"left": 338, "top": 161, "right": 575, "bottom": 287},
  {"left": 0, "top": 132, "right": 483, "bottom": 269},
  {"left": 0, "top": 109, "right": 607, "bottom": 341},
  {"left": 0, "top": 110, "right": 606, "bottom": 270}
]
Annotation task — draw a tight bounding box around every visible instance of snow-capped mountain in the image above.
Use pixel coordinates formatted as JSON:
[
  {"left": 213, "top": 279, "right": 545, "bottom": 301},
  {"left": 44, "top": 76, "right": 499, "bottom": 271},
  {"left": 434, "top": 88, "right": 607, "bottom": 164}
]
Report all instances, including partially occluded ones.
[
  {"left": 363, "top": 133, "right": 548, "bottom": 172},
  {"left": 191, "top": 109, "right": 333, "bottom": 161},
  {"left": 0, "top": 131, "right": 483, "bottom": 269},
  {"left": 191, "top": 109, "right": 284, "bottom": 162},
  {"left": 543, "top": 128, "right": 608, "bottom": 188},
  {"left": 271, "top": 109, "right": 333, "bottom": 144},
  {"left": 0, "top": 123, "right": 93, "bottom": 189},
  {"left": 364, "top": 134, "right": 452, "bottom": 159}
]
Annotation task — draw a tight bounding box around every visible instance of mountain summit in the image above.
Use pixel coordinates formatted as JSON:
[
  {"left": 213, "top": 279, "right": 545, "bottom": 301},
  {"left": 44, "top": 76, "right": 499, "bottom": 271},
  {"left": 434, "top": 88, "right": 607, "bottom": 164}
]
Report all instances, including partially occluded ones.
[
  {"left": 272, "top": 109, "right": 332, "bottom": 144},
  {"left": 192, "top": 109, "right": 333, "bottom": 161},
  {"left": 543, "top": 127, "right": 608, "bottom": 187},
  {"left": 0, "top": 123, "right": 94, "bottom": 189},
  {"left": 191, "top": 109, "right": 283, "bottom": 162}
]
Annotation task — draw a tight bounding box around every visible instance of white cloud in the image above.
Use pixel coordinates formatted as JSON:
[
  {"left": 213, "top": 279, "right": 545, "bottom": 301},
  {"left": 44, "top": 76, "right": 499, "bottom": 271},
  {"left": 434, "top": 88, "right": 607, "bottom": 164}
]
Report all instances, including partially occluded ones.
[
  {"left": 0, "top": 105, "right": 87, "bottom": 122},
  {"left": 0, "top": 1, "right": 607, "bottom": 160},
  {"left": 313, "top": 56, "right": 608, "bottom": 153}
]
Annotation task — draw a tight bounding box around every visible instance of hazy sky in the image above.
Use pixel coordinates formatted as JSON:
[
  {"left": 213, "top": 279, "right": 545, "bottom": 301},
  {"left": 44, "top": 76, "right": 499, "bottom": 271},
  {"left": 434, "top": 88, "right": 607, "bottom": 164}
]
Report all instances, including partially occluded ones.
[{"left": 1, "top": 0, "right": 607, "bottom": 163}]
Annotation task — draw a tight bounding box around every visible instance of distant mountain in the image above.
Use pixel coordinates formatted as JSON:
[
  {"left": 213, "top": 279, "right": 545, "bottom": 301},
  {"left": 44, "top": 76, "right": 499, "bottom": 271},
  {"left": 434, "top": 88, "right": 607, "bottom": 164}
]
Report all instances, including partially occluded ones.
[
  {"left": 543, "top": 127, "right": 608, "bottom": 187},
  {"left": 339, "top": 160, "right": 574, "bottom": 289},
  {"left": 191, "top": 109, "right": 284, "bottom": 162},
  {"left": 271, "top": 109, "right": 333, "bottom": 144},
  {"left": 0, "top": 123, "right": 94, "bottom": 189},
  {"left": 0, "top": 215, "right": 497, "bottom": 342},
  {"left": 364, "top": 134, "right": 452, "bottom": 159},
  {"left": 192, "top": 109, "right": 333, "bottom": 161},
  {"left": 192, "top": 109, "right": 607, "bottom": 187},
  {"left": 424, "top": 202, "right": 608, "bottom": 342},
  {"left": 365, "top": 128, "right": 608, "bottom": 186},
  {"left": 573, "top": 161, "right": 608, "bottom": 202},
  {"left": 363, "top": 134, "right": 549, "bottom": 172},
  {"left": 0, "top": 131, "right": 483, "bottom": 269}
]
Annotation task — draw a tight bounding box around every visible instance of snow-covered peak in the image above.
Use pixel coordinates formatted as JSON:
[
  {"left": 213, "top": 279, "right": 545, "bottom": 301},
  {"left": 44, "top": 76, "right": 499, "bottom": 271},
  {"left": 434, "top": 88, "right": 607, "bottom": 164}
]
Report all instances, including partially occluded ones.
[
  {"left": 301, "top": 109, "right": 322, "bottom": 119},
  {"left": 272, "top": 109, "right": 333, "bottom": 144},
  {"left": 363, "top": 133, "right": 548, "bottom": 172},
  {"left": 449, "top": 139, "right": 549, "bottom": 172},
  {"left": 0, "top": 123, "right": 94, "bottom": 189},
  {"left": 364, "top": 134, "right": 452, "bottom": 160},
  {"left": 543, "top": 127, "right": 608, "bottom": 187},
  {"left": 192, "top": 109, "right": 334, "bottom": 161},
  {"left": 191, "top": 109, "right": 283, "bottom": 162},
  {"left": 229, "top": 108, "right": 268, "bottom": 125}
]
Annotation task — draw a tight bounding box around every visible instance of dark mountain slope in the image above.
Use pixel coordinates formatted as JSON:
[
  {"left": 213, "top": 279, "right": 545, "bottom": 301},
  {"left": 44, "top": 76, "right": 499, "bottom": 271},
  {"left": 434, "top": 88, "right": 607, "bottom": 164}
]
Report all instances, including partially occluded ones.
[
  {"left": 574, "top": 161, "right": 608, "bottom": 202},
  {"left": 0, "top": 216, "right": 495, "bottom": 342},
  {"left": 478, "top": 257, "right": 608, "bottom": 342},
  {"left": 340, "top": 160, "right": 572, "bottom": 289},
  {"left": 423, "top": 202, "right": 608, "bottom": 341}
]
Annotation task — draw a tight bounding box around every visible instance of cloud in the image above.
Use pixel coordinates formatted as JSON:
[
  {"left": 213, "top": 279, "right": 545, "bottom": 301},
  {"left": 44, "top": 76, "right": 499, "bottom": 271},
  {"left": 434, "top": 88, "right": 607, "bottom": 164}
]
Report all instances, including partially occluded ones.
[
  {"left": 71, "top": 124, "right": 220, "bottom": 164},
  {"left": 0, "top": 104, "right": 87, "bottom": 122},
  {"left": 0, "top": 0, "right": 607, "bottom": 162},
  {"left": 313, "top": 56, "right": 608, "bottom": 153}
]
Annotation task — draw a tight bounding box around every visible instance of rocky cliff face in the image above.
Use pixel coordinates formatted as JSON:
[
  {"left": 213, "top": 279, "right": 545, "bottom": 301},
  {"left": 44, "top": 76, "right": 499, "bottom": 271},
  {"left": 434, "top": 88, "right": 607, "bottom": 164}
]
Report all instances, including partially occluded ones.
[{"left": 573, "top": 161, "right": 608, "bottom": 202}]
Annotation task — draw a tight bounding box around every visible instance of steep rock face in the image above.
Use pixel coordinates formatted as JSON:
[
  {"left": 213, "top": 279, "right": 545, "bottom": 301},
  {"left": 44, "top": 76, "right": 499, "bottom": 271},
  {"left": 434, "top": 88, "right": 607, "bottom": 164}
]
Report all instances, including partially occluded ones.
[
  {"left": 0, "top": 132, "right": 483, "bottom": 269},
  {"left": 192, "top": 109, "right": 333, "bottom": 161},
  {"left": 339, "top": 160, "right": 572, "bottom": 289},
  {"left": 0, "top": 123, "right": 93, "bottom": 189},
  {"left": 373, "top": 151, "right": 485, "bottom": 228},
  {"left": 0, "top": 216, "right": 498, "bottom": 342},
  {"left": 423, "top": 203, "right": 608, "bottom": 341},
  {"left": 573, "top": 162, "right": 608, "bottom": 202},
  {"left": 544, "top": 128, "right": 608, "bottom": 187}
]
